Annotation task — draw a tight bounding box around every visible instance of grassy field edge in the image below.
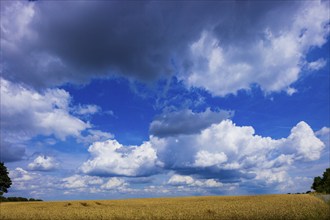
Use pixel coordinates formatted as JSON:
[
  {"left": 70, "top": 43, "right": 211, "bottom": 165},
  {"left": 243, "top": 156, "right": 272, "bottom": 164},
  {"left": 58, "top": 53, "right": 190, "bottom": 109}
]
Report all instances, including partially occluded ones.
[{"left": 1, "top": 194, "right": 329, "bottom": 220}]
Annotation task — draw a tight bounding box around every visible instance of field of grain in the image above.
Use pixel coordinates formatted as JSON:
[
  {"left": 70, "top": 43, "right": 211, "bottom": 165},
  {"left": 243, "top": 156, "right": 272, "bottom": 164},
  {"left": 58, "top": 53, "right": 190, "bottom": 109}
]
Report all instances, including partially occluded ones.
[{"left": 0, "top": 194, "right": 329, "bottom": 220}]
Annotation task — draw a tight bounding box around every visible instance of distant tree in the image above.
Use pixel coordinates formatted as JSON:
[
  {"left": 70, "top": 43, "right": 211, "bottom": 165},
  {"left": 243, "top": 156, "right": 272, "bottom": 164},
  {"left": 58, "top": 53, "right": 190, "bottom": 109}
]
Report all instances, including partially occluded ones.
[
  {"left": 0, "top": 162, "right": 12, "bottom": 196},
  {"left": 312, "top": 176, "right": 322, "bottom": 191},
  {"left": 0, "top": 195, "right": 7, "bottom": 201},
  {"left": 311, "top": 168, "right": 330, "bottom": 193}
]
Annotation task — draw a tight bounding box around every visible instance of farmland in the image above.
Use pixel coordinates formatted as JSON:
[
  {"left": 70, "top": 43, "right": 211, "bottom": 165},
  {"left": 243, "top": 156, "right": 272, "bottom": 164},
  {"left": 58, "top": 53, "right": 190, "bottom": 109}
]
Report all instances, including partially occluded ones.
[{"left": 0, "top": 194, "right": 329, "bottom": 220}]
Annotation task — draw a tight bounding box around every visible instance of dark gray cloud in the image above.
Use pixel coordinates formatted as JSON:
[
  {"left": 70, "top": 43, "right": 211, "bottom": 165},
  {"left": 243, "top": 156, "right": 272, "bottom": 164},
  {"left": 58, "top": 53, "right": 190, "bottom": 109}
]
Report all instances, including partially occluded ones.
[
  {"left": 149, "top": 108, "right": 233, "bottom": 138},
  {"left": 1, "top": 0, "right": 301, "bottom": 90},
  {"left": 0, "top": 141, "right": 26, "bottom": 162},
  {"left": 1, "top": 1, "right": 199, "bottom": 88},
  {"left": 169, "top": 167, "right": 255, "bottom": 184}
]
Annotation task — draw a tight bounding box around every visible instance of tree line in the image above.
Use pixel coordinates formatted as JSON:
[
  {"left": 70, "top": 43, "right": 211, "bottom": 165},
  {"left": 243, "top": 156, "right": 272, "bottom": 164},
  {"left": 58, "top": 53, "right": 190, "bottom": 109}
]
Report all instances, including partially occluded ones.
[{"left": 0, "top": 196, "right": 43, "bottom": 202}]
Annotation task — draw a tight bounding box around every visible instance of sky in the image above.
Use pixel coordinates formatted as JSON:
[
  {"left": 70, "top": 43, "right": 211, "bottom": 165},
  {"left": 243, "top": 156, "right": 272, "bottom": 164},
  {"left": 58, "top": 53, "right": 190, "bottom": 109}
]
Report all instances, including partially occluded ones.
[{"left": 0, "top": 0, "right": 329, "bottom": 201}]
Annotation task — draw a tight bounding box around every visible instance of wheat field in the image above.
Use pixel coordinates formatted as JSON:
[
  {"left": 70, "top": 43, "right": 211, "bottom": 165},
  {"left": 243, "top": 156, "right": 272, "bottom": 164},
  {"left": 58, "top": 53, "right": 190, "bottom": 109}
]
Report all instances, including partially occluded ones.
[{"left": 0, "top": 194, "right": 329, "bottom": 220}]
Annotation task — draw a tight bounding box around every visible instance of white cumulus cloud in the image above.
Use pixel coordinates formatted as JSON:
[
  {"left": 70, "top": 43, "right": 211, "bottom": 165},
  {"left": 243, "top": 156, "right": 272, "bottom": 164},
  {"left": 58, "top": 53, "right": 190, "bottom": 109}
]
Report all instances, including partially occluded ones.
[
  {"left": 282, "top": 121, "right": 325, "bottom": 161},
  {"left": 194, "top": 151, "right": 227, "bottom": 167},
  {"left": 80, "top": 140, "right": 160, "bottom": 177},
  {"left": 0, "top": 78, "right": 90, "bottom": 142},
  {"left": 78, "top": 119, "right": 325, "bottom": 193},
  {"left": 168, "top": 175, "right": 195, "bottom": 185},
  {"left": 28, "top": 155, "right": 59, "bottom": 171},
  {"left": 153, "top": 119, "right": 324, "bottom": 189}
]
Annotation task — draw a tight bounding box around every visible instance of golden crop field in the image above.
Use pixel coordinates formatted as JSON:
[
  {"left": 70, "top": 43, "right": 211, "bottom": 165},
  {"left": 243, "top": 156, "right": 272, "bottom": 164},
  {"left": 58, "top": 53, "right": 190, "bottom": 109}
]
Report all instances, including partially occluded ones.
[{"left": 0, "top": 194, "right": 329, "bottom": 220}]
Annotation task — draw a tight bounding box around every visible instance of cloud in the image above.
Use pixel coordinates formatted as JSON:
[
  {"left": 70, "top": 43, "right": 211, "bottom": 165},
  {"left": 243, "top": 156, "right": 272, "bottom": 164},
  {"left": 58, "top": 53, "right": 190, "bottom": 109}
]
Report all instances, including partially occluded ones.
[
  {"left": 149, "top": 108, "right": 233, "bottom": 138},
  {"left": 79, "top": 119, "right": 324, "bottom": 192},
  {"left": 168, "top": 174, "right": 194, "bottom": 185},
  {"left": 0, "top": 78, "right": 89, "bottom": 142},
  {"left": 315, "top": 127, "right": 330, "bottom": 150},
  {"left": 315, "top": 126, "right": 330, "bottom": 156},
  {"left": 153, "top": 120, "right": 324, "bottom": 190},
  {"left": 28, "top": 155, "right": 59, "bottom": 171},
  {"left": 185, "top": 0, "right": 329, "bottom": 96},
  {"left": 10, "top": 167, "right": 35, "bottom": 182},
  {"left": 1, "top": 1, "right": 328, "bottom": 97},
  {"left": 185, "top": 1, "right": 329, "bottom": 96},
  {"left": 255, "top": 169, "right": 292, "bottom": 187},
  {"left": 0, "top": 78, "right": 110, "bottom": 163},
  {"left": 307, "top": 58, "right": 327, "bottom": 71},
  {"left": 286, "top": 87, "right": 297, "bottom": 96},
  {"left": 154, "top": 120, "right": 275, "bottom": 173},
  {"left": 0, "top": 140, "right": 25, "bottom": 162},
  {"left": 9, "top": 169, "right": 129, "bottom": 197},
  {"left": 8, "top": 167, "right": 55, "bottom": 192},
  {"left": 61, "top": 175, "right": 130, "bottom": 195},
  {"left": 283, "top": 121, "right": 325, "bottom": 161},
  {"left": 80, "top": 140, "right": 161, "bottom": 177},
  {"left": 74, "top": 104, "right": 101, "bottom": 115},
  {"left": 62, "top": 174, "right": 103, "bottom": 189},
  {"left": 194, "top": 151, "right": 227, "bottom": 168},
  {"left": 315, "top": 127, "right": 330, "bottom": 137},
  {"left": 168, "top": 174, "right": 223, "bottom": 188},
  {"left": 78, "top": 129, "right": 114, "bottom": 145},
  {"left": 1, "top": 1, "right": 179, "bottom": 88},
  {"left": 101, "top": 177, "right": 128, "bottom": 190}
]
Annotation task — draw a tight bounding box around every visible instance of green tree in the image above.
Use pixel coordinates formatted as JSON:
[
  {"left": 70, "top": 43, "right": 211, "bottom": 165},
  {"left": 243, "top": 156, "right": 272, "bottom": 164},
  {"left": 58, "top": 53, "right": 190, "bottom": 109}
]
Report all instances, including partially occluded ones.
[
  {"left": 312, "top": 176, "right": 322, "bottom": 191},
  {"left": 311, "top": 168, "right": 330, "bottom": 193},
  {"left": 0, "top": 162, "right": 12, "bottom": 196}
]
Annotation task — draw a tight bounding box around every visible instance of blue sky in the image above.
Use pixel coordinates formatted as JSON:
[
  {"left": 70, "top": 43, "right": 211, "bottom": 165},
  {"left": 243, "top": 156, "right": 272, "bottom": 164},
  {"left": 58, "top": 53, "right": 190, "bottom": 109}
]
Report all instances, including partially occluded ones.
[{"left": 0, "top": 0, "right": 329, "bottom": 201}]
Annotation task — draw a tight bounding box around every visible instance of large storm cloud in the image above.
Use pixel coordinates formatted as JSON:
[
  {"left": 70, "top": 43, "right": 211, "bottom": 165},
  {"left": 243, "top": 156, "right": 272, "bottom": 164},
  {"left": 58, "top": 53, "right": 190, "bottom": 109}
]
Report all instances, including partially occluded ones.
[{"left": 2, "top": 1, "right": 327, "bottom": 96}]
